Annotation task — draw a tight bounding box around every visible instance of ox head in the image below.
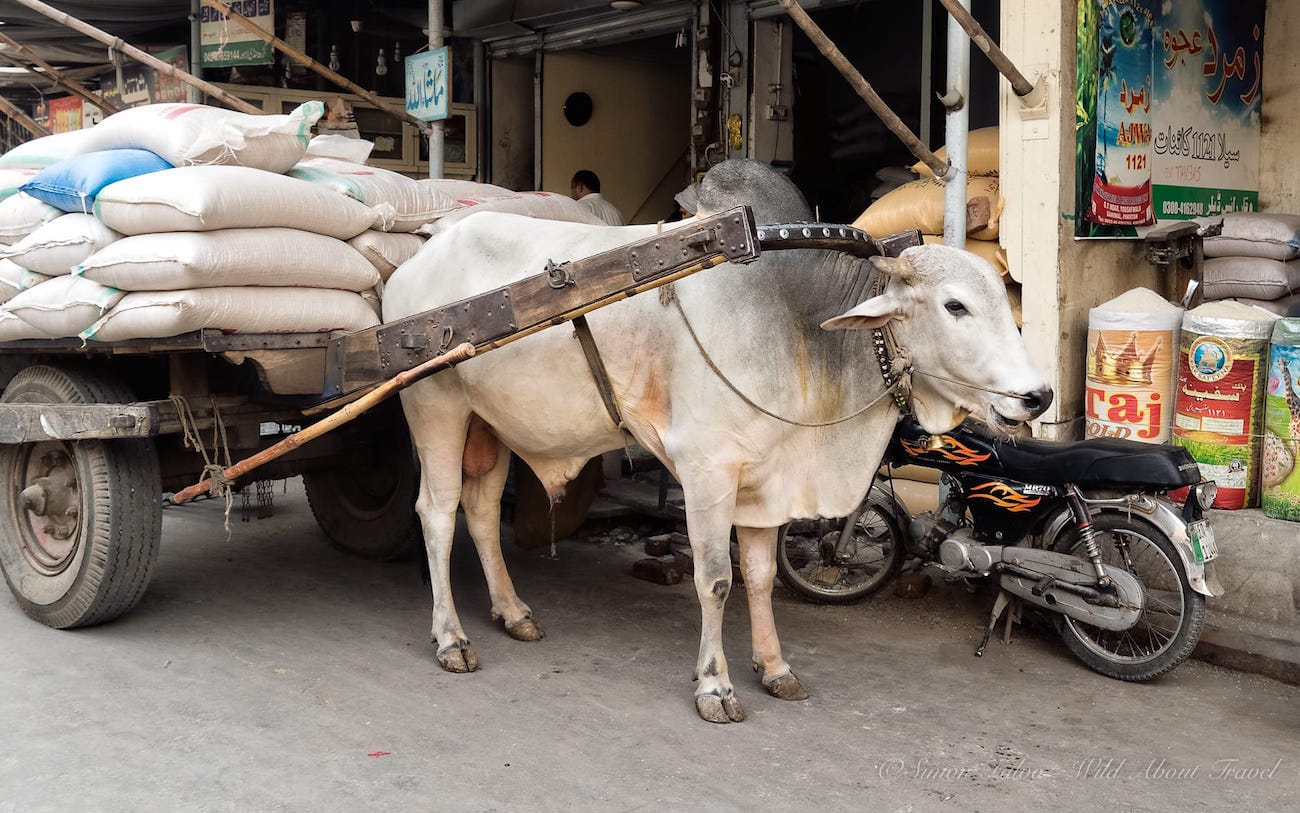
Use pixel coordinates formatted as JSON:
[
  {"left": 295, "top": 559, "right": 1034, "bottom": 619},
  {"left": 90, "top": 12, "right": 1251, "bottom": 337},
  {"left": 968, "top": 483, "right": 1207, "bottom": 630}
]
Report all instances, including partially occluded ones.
[{"left": 821, "top": 244, "right": 1052, "bottom": 435}]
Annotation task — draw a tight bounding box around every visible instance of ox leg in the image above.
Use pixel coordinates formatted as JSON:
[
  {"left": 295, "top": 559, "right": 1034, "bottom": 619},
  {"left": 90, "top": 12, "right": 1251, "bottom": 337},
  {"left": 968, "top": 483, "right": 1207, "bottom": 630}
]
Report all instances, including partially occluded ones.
[
  {"left": 460, "top": 438, "right": 543, "bottom": 642},
  {"left": 682, "top": 489, "right": 745, "bottom": 724},
  {"left": 409, "top": 411, "right": 479, "bottom": 674},
  {"left": 736, "top": 526, "right": 809, "bottom": 701}
]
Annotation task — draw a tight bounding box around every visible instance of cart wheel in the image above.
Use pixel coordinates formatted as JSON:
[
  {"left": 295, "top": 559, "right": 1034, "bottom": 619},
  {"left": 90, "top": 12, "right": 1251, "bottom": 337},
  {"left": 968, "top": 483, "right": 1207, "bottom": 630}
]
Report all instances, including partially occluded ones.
[
  {"left": 0, "top": 365, "right": 161, "bottom": 629},
  {"left": 303, "top": 404, "right": 421, "bottom": 561}
]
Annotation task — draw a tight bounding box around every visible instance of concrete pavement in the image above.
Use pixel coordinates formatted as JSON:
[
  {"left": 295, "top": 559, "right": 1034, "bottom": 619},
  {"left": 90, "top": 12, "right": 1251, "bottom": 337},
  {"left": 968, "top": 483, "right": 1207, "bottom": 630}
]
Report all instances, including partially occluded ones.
[{"left": 1, "top": 481, "right": 1297, "bottom": 811}]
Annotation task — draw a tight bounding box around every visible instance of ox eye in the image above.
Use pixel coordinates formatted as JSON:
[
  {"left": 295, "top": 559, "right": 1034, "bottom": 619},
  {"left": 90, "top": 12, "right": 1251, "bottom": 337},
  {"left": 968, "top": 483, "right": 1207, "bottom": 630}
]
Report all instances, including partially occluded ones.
[{"left": 944, "top": 300, "right": 968, "bottom": 316}]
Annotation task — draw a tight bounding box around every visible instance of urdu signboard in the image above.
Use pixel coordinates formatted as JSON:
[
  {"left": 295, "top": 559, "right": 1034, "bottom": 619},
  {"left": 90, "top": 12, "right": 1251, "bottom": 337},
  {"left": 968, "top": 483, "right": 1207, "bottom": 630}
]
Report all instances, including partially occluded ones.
[
  {"left": 1073, "top": 0, "right": 1264, "bottom": 238},
  {"left": 405, "top": 47, "right": 451, "bottom": 122},
  {"left": 200, "top": 0, "right": 274, "bottom": 68}
]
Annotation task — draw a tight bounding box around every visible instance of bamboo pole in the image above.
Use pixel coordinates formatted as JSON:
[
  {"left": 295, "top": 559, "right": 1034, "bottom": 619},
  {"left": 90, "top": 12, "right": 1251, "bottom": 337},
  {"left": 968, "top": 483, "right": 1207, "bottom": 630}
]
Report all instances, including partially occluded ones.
[
  {"left": 775, "top": 0, "right": 951, "bottom": 180},
  {"left": 170, "top": 343, "right": 477, "bottom": 504},
  {"left": 0, "top": 94, "right": 49, "bottom": 137},
  {"left": 202, "top": 0, "right": 429, "bottom": 132},
  {"left": 0, "top": 30, "right": 121, "bottom": 113},
  {"left": 935, "top": 0, "right": 1037, "bottom": 99},
  {"left": 7, "top": 0, "right": 263, "bottom": 115}
]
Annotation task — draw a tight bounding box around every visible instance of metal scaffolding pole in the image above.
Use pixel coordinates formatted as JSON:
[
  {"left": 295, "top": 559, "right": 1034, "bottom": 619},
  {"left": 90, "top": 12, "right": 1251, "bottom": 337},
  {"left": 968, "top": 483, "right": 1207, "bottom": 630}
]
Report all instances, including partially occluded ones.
[
  {"left": 941, "top": 0, "right": 971, "bottom": 246},
  {"left": 428, "top": 0, "right": 445, "bottom": 178}
]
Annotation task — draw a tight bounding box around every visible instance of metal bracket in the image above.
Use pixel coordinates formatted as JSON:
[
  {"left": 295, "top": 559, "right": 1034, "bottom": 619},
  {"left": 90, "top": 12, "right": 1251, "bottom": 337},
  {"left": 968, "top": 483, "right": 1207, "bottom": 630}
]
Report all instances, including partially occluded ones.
[{"left": 375, "top": 288, "right": 516, "bottom": 378}]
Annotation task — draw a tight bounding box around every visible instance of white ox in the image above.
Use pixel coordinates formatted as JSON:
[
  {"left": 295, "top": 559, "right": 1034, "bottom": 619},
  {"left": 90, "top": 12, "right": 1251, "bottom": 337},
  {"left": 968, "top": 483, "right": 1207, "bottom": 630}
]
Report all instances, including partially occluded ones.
[{"left": 383, "top": 160, "right": 1051, "bottom": 723}]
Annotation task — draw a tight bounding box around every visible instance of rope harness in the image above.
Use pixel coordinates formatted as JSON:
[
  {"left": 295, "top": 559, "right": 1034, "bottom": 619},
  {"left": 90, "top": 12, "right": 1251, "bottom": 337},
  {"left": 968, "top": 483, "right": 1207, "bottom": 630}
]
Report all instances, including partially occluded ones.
[{"left": 169, "top": 394, "right": 235, "bottom": 535}]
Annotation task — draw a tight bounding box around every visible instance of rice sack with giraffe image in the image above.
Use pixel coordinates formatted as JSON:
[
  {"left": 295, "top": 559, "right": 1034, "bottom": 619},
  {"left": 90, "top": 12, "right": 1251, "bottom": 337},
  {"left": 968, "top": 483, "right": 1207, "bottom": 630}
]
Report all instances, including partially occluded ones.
[
  {"left": 1172, "top": 302, "right": 1278, "bottom": 509},
  {"left": 1085, "top": 288, "right": 1182, "bottom": 443},
  {"left": 1262, "top": 318, "right": 1300, "bottom": 521}
]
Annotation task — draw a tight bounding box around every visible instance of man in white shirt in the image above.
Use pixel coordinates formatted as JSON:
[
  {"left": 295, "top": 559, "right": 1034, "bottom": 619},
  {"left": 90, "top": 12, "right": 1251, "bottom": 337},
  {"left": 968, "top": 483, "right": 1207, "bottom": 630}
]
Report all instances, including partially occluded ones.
[{"left": 570, "top": 169, "right": 626, "bottom": 226}]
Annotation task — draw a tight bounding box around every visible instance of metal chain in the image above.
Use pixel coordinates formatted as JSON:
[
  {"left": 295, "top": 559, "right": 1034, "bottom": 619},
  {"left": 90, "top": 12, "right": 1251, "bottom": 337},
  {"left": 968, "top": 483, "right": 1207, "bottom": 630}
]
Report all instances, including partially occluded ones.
[{"left": 671, "top": 295, "right": 900, "bottom": 428}]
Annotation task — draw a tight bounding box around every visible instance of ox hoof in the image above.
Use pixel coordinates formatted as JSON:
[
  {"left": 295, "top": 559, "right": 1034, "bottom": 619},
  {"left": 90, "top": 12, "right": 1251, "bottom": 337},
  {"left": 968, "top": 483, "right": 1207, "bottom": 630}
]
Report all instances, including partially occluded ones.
[
  {"left": 435, "top": 640, "right": 480, "bottom": 673},
  {"left": 504, "top": 615, "right": 545, "bottom": 642},
  {"left": 695, "top": 692, "right": 746, "bottom": 724},
  {"left": 762, "top": 672, "right": 809, "bottom": 702}
]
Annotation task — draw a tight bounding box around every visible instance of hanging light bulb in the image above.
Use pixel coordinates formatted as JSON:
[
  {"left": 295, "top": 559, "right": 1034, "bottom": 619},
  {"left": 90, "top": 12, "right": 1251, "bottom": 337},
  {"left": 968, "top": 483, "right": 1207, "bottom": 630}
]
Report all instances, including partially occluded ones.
[
  {"left": 328, "top": 44, "right": 340, "bottom": 72},
  {"left": 393, "top": 41, "right": 402, "bottom": 65},
  {"left": 376, "top": 48, "right": 388, "bottom": 77}
]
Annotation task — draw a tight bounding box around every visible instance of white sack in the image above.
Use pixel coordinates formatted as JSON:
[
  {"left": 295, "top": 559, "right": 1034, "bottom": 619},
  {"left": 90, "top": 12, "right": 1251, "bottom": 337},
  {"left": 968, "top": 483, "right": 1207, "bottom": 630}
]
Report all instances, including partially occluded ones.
[
  {"left": 83, "top": 287, "right": 380, "bottom": 342},
  {"left": 0, "top": 167, "right": 41, "bottom": 201},
  {"left": 0, "top": 258, "right": 50, "bottom": 304},
  {"left": 1202, "top": 257, "right": 1300, "bottom": 301},
  {"left": 1204, "top": 213, "right": 1300, "bottom": 262},
  {"left": 0, "top": 310, "right": 42, "bottom": 341},
  {"left": 347, "top": 231, "right": 426, "bottom": 280},
  {"left": 84, "top": 101, "right": 322, "bottom": 174},
  {"left": 0, "top": 129, "right": 98, "bottom": 170},
  {"left": 3, "top": 214, "right": 122, "bottom": 275},
  {"left": 94, "top": 166, "right": 376, "bottom": 240},
  {"left": 76, "top": 228, "right": 380, "bottom": 292},
  {"left": 287, "top": 157, "right": 457, "bottom": 232},
  {"left": 420, "top": 179, "right": 513, "bottom": 201},
  {"left": 305, "top": 134, "right": 374, "bottom": 164},
  {"left": 0, "top": 193, "right": 62, "bottom": 245},
  {"left": 3, "top": 275, "right": 124, "bottom": 338},
  {"left": 419, "top": 191, "right": 602, "bottom": 235}
]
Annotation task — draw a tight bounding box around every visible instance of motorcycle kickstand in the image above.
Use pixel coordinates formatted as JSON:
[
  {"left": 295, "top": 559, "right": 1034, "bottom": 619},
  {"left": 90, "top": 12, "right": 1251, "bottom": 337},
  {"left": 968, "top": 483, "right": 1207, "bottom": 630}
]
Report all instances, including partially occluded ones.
[{"left": 976, "top": 589, "right": 1016, "bottom": 658}]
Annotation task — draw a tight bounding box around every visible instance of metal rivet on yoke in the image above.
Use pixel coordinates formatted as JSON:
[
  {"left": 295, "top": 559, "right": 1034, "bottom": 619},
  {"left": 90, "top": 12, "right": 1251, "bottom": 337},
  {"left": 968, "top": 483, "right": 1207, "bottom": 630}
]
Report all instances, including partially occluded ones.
[
  {"left": 822, "top": 227, "right": 831, "bottom": 237},
  {"left": 802, "top": 227, "right": 811, "bottom": 238},
  {"left": 838, "top": 228, "right": 846, "bottom": 237},
  {"left": 757, "top": 230, "right": 766, "bottom": 240},
  {"left": 779, "top": 228, "right": 789, "bottom": 239}
]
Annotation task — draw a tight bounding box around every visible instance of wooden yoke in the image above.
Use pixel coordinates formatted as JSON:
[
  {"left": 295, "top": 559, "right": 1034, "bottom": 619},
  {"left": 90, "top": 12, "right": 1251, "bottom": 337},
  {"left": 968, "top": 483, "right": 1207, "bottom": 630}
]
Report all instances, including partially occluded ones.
[{"left": 173, "top": 207, "right": 761, "bottom": 503}]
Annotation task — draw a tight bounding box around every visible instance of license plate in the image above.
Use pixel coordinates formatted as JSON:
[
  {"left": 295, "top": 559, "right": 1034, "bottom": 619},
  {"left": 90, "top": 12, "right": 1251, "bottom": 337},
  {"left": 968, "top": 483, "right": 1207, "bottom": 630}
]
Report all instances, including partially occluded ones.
[{"left": 1189, "top": 519, "right": 1218, "bottom": 564}]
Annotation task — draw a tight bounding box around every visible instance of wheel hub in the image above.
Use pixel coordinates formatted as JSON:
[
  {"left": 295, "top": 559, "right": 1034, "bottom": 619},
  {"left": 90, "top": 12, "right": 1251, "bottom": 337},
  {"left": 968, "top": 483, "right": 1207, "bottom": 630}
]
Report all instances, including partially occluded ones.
[{"left": 18, "top": 444, "right": 81, "bottom": 572}]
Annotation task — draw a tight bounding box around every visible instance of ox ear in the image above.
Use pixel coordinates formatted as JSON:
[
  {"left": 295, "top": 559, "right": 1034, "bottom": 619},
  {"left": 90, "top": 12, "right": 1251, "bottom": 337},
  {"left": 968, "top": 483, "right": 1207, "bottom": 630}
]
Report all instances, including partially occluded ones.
[{"left": 820, "top": 293, "right": 903, "bottom": 331}]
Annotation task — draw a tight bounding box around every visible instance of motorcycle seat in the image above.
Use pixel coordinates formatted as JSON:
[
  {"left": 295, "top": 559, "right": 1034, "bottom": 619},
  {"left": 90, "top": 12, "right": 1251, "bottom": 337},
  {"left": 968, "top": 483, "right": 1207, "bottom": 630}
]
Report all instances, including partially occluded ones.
[{"left": 990, "top": 434, "right": 1201, "bottom": 490}]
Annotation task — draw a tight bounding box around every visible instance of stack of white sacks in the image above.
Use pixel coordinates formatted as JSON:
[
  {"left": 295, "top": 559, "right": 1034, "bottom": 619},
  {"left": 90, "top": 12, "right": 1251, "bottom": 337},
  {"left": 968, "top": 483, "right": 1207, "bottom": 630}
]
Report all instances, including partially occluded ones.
[
  {"left": 0, "top": 100, "right": 600, "bottom": 343},
  {"left": 1201, "top": 213, "right": 1300, "bottom": 315}
]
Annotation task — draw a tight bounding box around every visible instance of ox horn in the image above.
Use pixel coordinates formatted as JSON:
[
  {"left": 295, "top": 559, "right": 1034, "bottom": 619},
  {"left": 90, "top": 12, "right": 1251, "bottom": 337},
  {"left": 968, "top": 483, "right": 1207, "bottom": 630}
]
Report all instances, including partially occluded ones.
[{"left": 867, "top": 255, "right": 914, "bottom": 280}]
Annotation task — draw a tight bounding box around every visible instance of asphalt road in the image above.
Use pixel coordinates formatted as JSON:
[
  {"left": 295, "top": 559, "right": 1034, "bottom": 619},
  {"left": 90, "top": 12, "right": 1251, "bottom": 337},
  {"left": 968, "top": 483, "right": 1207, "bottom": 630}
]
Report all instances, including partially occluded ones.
[{"left": 1, "top": 480, "right": 1297, "bottom": 812}]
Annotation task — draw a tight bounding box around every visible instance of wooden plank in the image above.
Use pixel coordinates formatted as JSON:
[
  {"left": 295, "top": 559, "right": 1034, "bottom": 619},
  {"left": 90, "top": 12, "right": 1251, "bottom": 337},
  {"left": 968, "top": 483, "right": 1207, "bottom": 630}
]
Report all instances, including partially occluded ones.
[{"left": 0, "top": 398, "right": 306, "bottom": 444}]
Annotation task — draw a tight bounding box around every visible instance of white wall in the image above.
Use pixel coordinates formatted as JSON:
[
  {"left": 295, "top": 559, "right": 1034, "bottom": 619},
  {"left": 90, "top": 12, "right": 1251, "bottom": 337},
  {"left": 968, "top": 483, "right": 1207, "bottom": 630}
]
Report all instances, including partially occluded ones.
[{"left": 1260, "top": 0, "right": 1300, "bottom": 212}]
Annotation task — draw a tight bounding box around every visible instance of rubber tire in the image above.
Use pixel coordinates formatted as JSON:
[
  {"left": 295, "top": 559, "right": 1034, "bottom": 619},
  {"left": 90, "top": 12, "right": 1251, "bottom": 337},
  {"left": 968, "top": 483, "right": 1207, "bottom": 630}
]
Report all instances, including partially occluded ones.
[
  {"left": 776, "top": 493, "right": 906, "bottom": 604},
  {"left": 0, "top": 365, "right": 161, "bottom": 629},
  {"left": 303, "top": 405, "right": 421, "bottom": 562},
  {"left": 1051, "top": 512, "right": 1206, "bottom": 682}
]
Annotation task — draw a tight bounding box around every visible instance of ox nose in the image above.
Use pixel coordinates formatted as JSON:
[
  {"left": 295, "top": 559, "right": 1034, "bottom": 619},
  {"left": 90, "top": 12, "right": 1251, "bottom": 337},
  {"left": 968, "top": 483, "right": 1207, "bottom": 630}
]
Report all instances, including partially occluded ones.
[{"left": 1020, "top": 386, "right": 1054, "bottom": 419}]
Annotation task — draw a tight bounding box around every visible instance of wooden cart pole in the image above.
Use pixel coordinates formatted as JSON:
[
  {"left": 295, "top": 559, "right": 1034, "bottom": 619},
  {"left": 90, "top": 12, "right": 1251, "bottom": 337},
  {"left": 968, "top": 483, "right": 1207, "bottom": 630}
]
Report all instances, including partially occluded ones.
[
  {"left": 202, "top": 0, "right": 429, "bottom": 133},
  {"left": 7, "top": 0, "right": 263, "bottom": 115},
  {"left": 0, "top": 30, "right": 121, "bottom": 113},
  {"left": 0, "top": 94, "right": 49, "bottom": 137},
  {"left": 171, "top": 343, "right": 477, "bottom": 504},
  {"left": 775, "top": 0, "right": 951, "bottom": 180}
]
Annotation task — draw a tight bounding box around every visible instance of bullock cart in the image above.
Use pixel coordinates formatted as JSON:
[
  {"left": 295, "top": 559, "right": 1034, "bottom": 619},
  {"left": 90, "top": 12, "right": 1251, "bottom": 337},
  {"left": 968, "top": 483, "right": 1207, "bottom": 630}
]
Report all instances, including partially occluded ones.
[{"left": 0, "top": 207, "right": 918, "bottom": 629}]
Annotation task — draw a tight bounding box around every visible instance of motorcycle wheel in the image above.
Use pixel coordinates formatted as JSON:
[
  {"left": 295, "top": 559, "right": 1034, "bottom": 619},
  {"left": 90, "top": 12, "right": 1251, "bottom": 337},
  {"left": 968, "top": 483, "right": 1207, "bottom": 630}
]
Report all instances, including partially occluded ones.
[
  {"left": 1050, "top": 512, "right": 1206, "bottom": 681},
  {"left": 776, "top": 495, "right": 906, "bottom": 604}
]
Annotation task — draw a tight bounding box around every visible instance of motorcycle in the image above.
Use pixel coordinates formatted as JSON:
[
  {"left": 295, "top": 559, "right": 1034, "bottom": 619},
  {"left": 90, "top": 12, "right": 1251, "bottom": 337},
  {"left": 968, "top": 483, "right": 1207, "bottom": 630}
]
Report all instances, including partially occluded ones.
[{"left": 776, "top": 417, "right": 1223, "bottom": 681}]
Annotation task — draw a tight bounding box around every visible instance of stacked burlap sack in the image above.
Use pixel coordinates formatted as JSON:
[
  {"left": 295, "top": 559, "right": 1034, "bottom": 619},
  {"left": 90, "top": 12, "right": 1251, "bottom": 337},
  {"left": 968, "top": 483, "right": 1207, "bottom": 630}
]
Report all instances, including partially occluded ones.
[
  {"left": 1200, "top": 213, "right": 1300, "bottom": 315},
  {"left": 0, "top": 102, "right": 608, "bottom": 343},
  {"left": 851, "top": 127, "right": 1019, "bottom": 325}
]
